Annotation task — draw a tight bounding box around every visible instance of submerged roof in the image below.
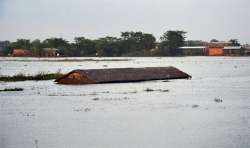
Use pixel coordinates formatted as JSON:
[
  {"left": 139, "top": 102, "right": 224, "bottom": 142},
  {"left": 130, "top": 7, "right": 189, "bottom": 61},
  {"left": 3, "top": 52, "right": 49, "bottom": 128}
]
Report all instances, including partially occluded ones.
[{"left": 55, "top": 67, "right": 191, "bottom": 84}]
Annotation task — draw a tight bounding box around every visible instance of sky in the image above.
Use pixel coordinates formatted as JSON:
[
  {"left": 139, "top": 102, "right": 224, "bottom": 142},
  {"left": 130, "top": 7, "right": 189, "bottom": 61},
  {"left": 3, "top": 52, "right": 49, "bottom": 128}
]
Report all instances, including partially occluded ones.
[{"left": 0, "top": 0, "right": 249, "bottom": 43}]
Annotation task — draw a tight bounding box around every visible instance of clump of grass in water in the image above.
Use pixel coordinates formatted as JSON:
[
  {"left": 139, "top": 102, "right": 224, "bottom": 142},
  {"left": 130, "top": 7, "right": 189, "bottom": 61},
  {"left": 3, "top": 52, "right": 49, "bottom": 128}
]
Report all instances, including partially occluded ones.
[
  {"left": 0, "top": 88, "right": 24, "bottom": 92},
  {"left": 0, "top": 72, "right": 63, "bottom": 82},
  {"left": 144, "top": 88, "right": 169, "bottom": 92}
]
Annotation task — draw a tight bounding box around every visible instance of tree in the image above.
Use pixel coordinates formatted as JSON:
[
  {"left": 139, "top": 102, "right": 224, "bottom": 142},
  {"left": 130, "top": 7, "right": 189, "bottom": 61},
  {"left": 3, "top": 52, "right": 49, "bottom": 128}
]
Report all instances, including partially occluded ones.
[
  {"left": 120, "top": 31, "right": 156, "bottom": 55},
  {"left": 95, "top": 36, "right": 121, "bottom": 57},
  {"left": 43, "top": 38, "right": 69, "bottom": 48},
  {"left": 210, "top": 39, "right": 219, "bottom": 42},
  {"left": 12, "top": 39, "right": 32, "bottom": 50},
  {"left": 142, "top": 33, "right": 156, "bottom": 49},
  {"left": 1, "top": 41, "right": 11, "bottom": 55},
  {"left": 229, "top": 39, "right": 240, "bottom": 46},
  {"left": 159, "top": 30, "right": 186, "bottom": 56},
  {"left": 2, "top": 39, "right": 31, "bottom": 55},
  {"left": 185, "top": 40, "right": 207, "bottom": 46},
  {"left": 73, "top": 37, "right": 96, "bottom": 56},
  {"left": 31, "top": 39, "right": 43, "bottom": 56}
]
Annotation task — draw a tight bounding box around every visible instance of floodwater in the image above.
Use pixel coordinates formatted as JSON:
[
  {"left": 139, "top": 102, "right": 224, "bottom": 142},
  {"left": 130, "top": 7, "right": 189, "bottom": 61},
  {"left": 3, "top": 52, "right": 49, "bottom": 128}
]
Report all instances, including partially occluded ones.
[{"left": 0, "top": 57, "right": 250, "bottom": 148}]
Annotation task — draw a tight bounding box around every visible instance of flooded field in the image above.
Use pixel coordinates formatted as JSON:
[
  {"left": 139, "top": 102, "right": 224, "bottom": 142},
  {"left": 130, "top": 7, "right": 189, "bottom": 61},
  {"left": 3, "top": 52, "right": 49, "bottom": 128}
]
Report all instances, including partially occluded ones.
[{"left": 1, "top": 57, "right": 250, "bottom": 148}]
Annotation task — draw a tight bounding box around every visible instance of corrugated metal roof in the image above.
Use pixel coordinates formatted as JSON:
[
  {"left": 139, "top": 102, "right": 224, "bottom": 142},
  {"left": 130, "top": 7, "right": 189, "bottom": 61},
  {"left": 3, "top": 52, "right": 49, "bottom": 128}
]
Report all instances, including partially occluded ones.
[
  {"left": 224, "top": 46, "right": 242, "bottom": 50},
  {"left": 180, "top": 46, "right": 207, "bottom": 49}
]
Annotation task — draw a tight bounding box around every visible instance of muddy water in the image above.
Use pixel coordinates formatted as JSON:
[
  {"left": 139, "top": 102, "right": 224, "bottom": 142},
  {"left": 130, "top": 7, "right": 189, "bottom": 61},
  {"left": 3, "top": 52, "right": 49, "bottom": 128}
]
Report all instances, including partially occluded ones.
[{"left": 0, "top": 57, "right": 250, "bottom": 148}]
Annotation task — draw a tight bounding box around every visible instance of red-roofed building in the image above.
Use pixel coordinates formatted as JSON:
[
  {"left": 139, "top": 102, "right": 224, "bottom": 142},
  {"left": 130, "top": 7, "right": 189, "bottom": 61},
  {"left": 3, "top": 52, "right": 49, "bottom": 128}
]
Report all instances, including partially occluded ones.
[{"left": 12, "top": 48, "right": 31, "bottom": 57}]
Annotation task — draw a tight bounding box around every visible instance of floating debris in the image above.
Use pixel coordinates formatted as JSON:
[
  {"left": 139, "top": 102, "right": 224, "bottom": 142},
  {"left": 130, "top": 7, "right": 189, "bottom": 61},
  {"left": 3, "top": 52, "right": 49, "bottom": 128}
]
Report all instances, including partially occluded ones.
[
  {"left": 73, "top": 108, "right": 83, "bottom": 112},
  {"left": 160, "top": 89, "right": 169, "bottom": 92},
  {"left": 192, "top": 105, "right": 199, "bottom": 108},
  {"left": 145, "top": 88, "right": 155, "bottom": 92},
  {"left": 93, "top": 97, "right": 99, "bottom": 101},
  {"left": 123, "top": 97, "right": 131, "bottom": 100},
  {"left": 20, "top": 112, "right": 35, "bottom": 117},
  {"left": 88, "top": 92, "right": 98, "bottom": 96},
  {"left": 144, "top": 88, "right": 169, "bottom": 92},
  {"left": 99, "top": 97, "right": 134, "bottom": 101},
  {"left": 119, "top": 91, "right": 138, "bottom": 94},
  {"left": 34, "top": 140, "right": 39, "bottom": 148},
  {"left": 35, "top": 139, "right": 38, "bottom": 148},
  {"left": 84, "top": 108, "right": 91, "bottom": 112},
  {"left": 48, "top": 93, "right": 87, "bottom": 96},
  {"left": 0, "top": 88, "right": 24, "bottom": 92},
  {"left": 214, "top": 98, "right": 223, "bottom": 103}
]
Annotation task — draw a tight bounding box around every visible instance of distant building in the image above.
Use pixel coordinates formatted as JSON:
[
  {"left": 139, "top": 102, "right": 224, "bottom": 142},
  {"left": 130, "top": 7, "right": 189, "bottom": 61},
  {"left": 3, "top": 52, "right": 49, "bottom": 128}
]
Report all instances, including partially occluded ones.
[
  {"left": 180, "top": 41, "right": 243, "bottom": 56},
  {"left": 43, "top": 48, "right": 60, "bottom": 57},
  {"left": 180, "top": 46, "right": 207, "bottom": 56},
  {"left": 223, "top": 46, "right": 242, "bottom": 56},
  {"left": 12, "top": 48, "right": 31, "bottom": 57},
  {"left": 207, "top": 43, "right": 224, "bottom": 56},
  {"left": 243, "top": 45, "right": 250, "bottom": 56},
  {"left": 245, "top": 48, "right": 250, "bottom": 56},
  {"left": 210, "top": 41, "right": 232, "bottom": 46}
]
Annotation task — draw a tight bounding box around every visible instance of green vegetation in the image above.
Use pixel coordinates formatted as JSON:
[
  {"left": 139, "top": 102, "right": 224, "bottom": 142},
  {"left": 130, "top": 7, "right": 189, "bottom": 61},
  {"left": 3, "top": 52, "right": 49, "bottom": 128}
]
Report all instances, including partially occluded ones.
[
  {"left": 0, "top": 88, "right": 24, "bottom": 92},
  {"left": 1, "top": 30, "right": 245, "bottom": 57},
  {"left": 0, "top": 72, "right": 63, "bottom": 82},
  {"left": 159, "top": 31, "right": 186, "bottom": 56},
  {"left": 1, "top": 30, "right": 186, "bottom": 57},
  {"left": 229, "top": 39, "right": 240, "bottom": 46}
]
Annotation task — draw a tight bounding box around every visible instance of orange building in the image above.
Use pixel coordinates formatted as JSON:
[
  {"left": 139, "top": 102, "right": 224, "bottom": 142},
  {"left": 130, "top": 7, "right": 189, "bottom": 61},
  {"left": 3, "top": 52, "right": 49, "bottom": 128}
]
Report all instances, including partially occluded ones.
[
  {"left": 207, "top": 43, "right": 224, "bottom": 56},
  {"left": 12, "top": 48, "right": 31, "bottom": 57}
]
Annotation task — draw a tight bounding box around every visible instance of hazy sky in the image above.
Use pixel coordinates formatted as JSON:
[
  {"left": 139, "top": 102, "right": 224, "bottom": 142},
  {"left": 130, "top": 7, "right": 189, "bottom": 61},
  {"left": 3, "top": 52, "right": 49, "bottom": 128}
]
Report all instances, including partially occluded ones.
[{"left": 0, "top": 0, "right": 249, "bottom": 43}]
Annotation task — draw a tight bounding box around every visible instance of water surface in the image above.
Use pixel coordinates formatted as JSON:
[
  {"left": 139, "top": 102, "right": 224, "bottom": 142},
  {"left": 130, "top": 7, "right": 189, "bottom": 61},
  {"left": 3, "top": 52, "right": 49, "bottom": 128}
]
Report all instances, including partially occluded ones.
[{"left": 1, "top": 57, "right": 250, "bottom": 148}]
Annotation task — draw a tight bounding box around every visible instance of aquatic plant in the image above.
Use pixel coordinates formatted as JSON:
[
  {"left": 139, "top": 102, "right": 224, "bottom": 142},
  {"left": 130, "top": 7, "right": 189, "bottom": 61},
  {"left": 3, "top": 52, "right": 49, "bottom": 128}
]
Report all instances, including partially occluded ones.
[
  {"left": 0, "top": 88, "right": 24, "bottom": 91},
  {"left": 0, "top": 72, "right": 63, "bottom": 82}
]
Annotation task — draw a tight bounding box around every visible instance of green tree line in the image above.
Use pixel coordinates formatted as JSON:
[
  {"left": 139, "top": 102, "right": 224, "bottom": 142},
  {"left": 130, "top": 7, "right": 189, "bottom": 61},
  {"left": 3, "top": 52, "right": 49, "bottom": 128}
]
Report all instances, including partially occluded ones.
[
  {"left": 1, "top": 31, "right": 244, "bottom": 57},
  {"left": 1, "top": 30, "right": 188, "bottom": 57}
]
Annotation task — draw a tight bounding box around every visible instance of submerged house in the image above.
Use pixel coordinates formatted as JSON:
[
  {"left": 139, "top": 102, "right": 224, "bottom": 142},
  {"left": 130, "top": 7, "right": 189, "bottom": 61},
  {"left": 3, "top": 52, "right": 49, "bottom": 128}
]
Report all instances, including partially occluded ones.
[
  {"left": 55, "top": 67, "right": 191, "bottom": 84},
  {"left": 12, "top": 48, "right": 31, "bottom": 57},
  {"left": 43, "top": 48, "right": 60, "bottom": 57}
]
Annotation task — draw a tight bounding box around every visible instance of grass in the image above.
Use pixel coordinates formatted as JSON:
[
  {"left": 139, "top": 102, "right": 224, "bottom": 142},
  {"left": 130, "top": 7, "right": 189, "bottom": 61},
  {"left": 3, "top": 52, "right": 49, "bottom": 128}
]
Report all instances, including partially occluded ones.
[
  {"left": 0, "top": 58, "right": 132, "bottom": 62},
  {"left": 0, "top": 88, "right": 24, "bottom": 92},
  {"left": 0, "top": 72, "right": 64, "bottom": 82}
]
